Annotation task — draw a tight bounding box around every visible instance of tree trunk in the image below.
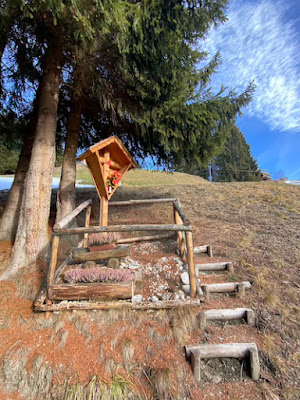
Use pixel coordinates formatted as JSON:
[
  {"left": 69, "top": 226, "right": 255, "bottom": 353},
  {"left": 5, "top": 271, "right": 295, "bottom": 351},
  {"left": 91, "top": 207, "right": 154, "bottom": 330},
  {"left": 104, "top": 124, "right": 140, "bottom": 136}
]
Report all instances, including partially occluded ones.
[
  {"left": 0, "top": 91, "right": 40, "bottom": 242},
  {"left": 0, "top": 130, "right": 34, "bottom": 241},
  {"left": 0, "top": 39, "right": 63, "bottom": 281},
  {"left": 55, "top": 97, "right": 82, "bottom": 224}
]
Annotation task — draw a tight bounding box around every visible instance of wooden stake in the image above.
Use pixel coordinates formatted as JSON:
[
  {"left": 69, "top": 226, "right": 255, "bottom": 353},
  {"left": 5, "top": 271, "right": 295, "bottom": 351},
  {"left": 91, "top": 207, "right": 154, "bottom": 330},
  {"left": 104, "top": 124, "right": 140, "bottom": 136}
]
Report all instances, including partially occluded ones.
[
  {"left": 83, "top": 205, "right": 91, "bottom": 247},
  {"left": 186, "top": 231, "right": 197, "bottom": 298},
  {"left": 47, "top": 235, "right": 60, "bottom": 290}
]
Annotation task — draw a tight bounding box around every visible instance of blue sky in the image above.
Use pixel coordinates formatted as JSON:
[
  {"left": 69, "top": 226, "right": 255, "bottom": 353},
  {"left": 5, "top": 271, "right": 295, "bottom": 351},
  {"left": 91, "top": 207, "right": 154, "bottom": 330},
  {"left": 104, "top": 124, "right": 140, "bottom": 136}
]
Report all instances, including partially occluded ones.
[{"left": 203, "top": 0, "right": 300, "bottom": 180}]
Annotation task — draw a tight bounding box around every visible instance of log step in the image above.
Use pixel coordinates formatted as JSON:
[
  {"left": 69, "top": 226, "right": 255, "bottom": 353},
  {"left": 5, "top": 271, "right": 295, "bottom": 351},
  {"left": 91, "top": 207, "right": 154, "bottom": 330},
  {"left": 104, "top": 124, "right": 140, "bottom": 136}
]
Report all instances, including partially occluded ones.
[
  {"left": 195, "top": 262, "right": 233, "bottom": 274},
  {"left": 185, "top": 343, "right": 260, "bottom": 382},
  {"left": 201, "top": 281, "right": 252, "bottom": 300},
  {"left": 198, "top": 308, "right": 255, "bottom": 331},
  {"left": 194, "top": 245, "right": 213, "bottom": 257}
]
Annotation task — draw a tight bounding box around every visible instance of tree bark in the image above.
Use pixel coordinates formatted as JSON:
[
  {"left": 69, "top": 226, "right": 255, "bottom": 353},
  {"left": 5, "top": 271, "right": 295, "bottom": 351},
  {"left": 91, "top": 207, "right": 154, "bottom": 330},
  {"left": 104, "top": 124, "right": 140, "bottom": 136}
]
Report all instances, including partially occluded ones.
[
  {"left": 0, "top": 93, "right": 40, "bottom": 242},
  {"left": 55, "top": 96, "right": 82, "bottom": 224},
  {"left": 1, "top": 39, "right": 63, "bottom": 280}
]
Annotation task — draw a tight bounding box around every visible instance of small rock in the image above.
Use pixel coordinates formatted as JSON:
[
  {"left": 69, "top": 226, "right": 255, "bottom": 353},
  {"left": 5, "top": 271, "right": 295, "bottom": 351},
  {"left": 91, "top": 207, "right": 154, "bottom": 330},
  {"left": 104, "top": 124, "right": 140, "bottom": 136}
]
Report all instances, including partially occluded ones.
[
  {"left": 132, "top": 295, "right": 143, "bottom": 303},
  {"left": 182, "top": 285, "right": 190, "bottom": 295},
  {"left": 83, "top": 261, "right": 96, "bottom": 269},
  {"left": 183, "top": 264, "right": 188, "bottom": 270},
  {"left": 180, "top": 271, "right": 190, "bottom": 285},
  {"left": 149, "top": 295, "right": 159, "bottom": 302}
]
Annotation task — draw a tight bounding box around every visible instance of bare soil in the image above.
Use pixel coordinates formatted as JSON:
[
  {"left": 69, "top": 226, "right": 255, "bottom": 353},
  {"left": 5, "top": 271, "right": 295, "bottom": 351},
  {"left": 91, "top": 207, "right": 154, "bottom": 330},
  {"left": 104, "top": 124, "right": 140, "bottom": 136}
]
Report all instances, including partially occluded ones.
[{"left": 0, "top": 180, "right": 299, "bottom": 400}]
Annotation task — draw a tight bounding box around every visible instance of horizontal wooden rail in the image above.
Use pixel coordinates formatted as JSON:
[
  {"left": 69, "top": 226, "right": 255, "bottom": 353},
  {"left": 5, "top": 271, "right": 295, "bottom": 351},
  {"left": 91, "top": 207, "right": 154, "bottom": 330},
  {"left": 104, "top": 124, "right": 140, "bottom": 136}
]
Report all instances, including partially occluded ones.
[
  {"left": 109, "top": 198, "right": 177, "bottom": 206},
  {"left": 53, "top": 223, "right": 193, "bottom": 236},
  {"left": 173, "top": 200, "right": 191, "bottom": 226},
  {"left": 35, "top": 298, "right": 201, "bottom": 311},
  {"left": 54, "top": 199, "right": 92, "bottom": 230}
]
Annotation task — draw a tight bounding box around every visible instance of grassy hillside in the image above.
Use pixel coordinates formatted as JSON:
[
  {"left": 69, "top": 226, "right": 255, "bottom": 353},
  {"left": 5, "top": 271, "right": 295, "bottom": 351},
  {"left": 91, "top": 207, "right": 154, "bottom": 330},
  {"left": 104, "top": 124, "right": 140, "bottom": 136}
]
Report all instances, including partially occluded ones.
[
  {"left": 54, "top": 164, "right": 209, "bottom": 187},
  {"left": 0, "top": 179, "right": 299, "bottom": 400}
]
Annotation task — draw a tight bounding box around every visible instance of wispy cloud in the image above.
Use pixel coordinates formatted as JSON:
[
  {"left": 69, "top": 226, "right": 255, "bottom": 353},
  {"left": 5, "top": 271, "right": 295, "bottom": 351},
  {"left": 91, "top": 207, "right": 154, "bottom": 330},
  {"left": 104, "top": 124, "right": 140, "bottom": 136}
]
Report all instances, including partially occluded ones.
[{"left": 203, "top": 0, "right": 300, "bottom": 132}]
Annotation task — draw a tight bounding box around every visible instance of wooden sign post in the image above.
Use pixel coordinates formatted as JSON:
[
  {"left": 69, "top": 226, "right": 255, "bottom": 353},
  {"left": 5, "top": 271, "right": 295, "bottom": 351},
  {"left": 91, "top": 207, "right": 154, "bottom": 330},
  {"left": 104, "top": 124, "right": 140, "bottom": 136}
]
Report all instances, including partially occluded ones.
[{"left": 78, "top": 137, "right": 136, "bottom": 226}]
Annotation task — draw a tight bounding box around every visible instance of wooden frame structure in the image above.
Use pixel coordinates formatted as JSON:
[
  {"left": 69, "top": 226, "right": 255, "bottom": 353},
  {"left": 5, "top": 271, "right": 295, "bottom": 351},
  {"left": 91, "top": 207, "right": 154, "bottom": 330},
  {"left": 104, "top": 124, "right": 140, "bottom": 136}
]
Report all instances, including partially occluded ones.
[
  {"left": 77, "top": 136, "right": 137, "bottom": 226},
  {"left": 35, "top": 197, "right": 199, "bottom": 312}
]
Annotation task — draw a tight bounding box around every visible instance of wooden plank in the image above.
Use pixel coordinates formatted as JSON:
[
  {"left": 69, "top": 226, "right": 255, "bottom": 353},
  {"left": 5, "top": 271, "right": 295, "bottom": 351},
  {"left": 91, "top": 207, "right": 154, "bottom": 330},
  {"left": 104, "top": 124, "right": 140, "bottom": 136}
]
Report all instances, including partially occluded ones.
[
  {"left": 185, "top": 342, "right": 258, "bottom": 359},
  {"left": 109, "top": 198, "right": 177, "bottom": 206},
  {"left": 173, "top": 200, "right": 191, "bottom": 226},
  {"left": 54, "top": 200, "right": 92, "bottom": 230},
  {"left": 186, "top": 231, "right": 197, "bottom": 298},
  {"left": 72, "top": 245, "right": 130, "bottom": 262},
  {"left": 35, "top": 298, "right": 202, "bottom": 312},
  {"left": 54, "top": 224, "right": 193, "bottom": 236},
  {"left": 48, "top": 281, "right": 135, "bottom": 300},
  {"left": 117, "top": 233, "right": 174, "bottom": 244},
  {"left": 204, "top": 308, "right": 250, "bottom": 320},
  {"left": 46, "top": 235, "right": 60, "bottom": 290},
  {"left": 86, "top": 156, "right": 107, "bottom": 198},
  {"left": 83, "top": 206, "right": 91, "bottom": 247}
]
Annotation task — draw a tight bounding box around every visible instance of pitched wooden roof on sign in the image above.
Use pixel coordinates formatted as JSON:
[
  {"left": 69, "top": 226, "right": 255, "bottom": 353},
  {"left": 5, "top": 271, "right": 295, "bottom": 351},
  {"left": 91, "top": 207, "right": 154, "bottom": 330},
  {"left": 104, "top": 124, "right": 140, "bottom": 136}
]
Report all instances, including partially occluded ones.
[{"left": 78, "top": 136, "right": 136, "bottom": 200}]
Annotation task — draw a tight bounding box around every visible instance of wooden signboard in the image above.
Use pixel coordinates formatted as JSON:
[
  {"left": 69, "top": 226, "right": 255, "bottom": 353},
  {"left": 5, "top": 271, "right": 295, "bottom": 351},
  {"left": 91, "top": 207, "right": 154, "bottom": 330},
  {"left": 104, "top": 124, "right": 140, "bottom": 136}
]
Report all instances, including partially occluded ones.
[{"left": 78, "top": 136, "right": 136, "bottom": 226}]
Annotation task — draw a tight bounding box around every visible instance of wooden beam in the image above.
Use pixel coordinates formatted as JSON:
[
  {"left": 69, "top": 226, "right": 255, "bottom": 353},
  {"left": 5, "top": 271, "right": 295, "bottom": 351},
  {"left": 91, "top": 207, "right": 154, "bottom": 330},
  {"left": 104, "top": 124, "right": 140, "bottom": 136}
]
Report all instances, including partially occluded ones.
[
  {"left": 72, "top": 245, "right": 130, "bottom": 262},
  {"left": 54, "top": 199, "right": 92, "bottom": 230},
  {"left": 195, "top": 262, "right": 233, "bottom": 273},
  {"left": 186, "top": 343, "right": 260, "bottom": 382},
  {"left": 201, "top": 281, "right": 252, "bottom": 293},
  {"left": 54, "top": 223, "right": 193, "bottom": 236},
  {"left": 109, "top": 198, "right": 177, "bottom": 206},
  {"left": 97, "top": 156, "right": 122, "bottom": 169},
  {"left": 173, "top": 200, "right": 191, "bottom": 226},
  {"left": 48, "top": 281, "right": 135, "bottom": 301},
  {"left": 198, "top": 308, "right": 255, "bottom": 331},
  {"left": 100, "top": 196, "right": 109, "bottom": 226},
  {"left": 46, "top": 235, "right": 60, "bottom": 290},
  {"left": 35, "top": 298, "right": 202, "bottom": 312},
  {"left": 117, "top": 233, "right": 174, "bottom": 244}
]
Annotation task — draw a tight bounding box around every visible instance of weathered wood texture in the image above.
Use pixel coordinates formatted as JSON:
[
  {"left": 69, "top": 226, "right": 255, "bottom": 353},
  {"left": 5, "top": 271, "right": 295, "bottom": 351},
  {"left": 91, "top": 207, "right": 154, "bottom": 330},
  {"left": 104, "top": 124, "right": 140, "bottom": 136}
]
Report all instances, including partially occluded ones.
[
  {"left": 174, "top": 206, "right": 185, "bottom": 257},
  {"left": 35, "top": 298, "right": 201, "bottom": 312},
  {"left": 109, "top": 198, "right": 177, "bottom": 206},
  {"left": 185, "top": 342, "right": 258, "bottom": 359},
  {"left": 195, "top": 262, "right": 233, "bottom": 273},
  {"left": 201, "top": 281, "right": 252, "bottom": 293},
  {"left": 54, "top": 223, "right": 192, "bottom": 236},
  {"left": 34, "top": 286, "right": 47, "bottom": 307},
  {"left": 198, "top": 308, "right": 255, "bottom": 331},
  {"left": 117, "top": 233, "right": 174, "bottom": 244},
  {"left": 48, "top": 281, "right": 135, "bottom": 300},
  {"left": 46, "top": 235, "right": 60, "bottom": 289},
  {"left": 53, "top": 199, "right": 92, "bottom": 230},
  {"left": 83, "top": 205, "right": 91, "bottom": 247},
  {"left": 173, "top": 200, "right": 191, "bottom": 226},
  {"left": 72, "top": 245, "right": 130, "bottom": 262},
  {"left": 187, "top": 343, "right": 260, "bottom": 382},
  {"left": 186, "top": 231, "right": 197, "bottom": 298},
  {"left": 193, "top": 245, "right": 213, "bottom": 257}
]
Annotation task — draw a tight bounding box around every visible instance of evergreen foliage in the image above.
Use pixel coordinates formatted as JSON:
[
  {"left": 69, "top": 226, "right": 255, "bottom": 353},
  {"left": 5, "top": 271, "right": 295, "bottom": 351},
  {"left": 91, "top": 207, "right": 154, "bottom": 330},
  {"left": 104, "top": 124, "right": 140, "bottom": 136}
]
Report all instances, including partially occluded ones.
[{"left": 212, "top": 124, "right": 259, "bottom": 182}]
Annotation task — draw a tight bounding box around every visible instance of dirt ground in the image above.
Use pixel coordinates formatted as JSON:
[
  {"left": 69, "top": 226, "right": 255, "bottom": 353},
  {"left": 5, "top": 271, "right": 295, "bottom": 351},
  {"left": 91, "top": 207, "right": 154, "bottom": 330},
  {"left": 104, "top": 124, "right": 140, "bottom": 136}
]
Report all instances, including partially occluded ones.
[{"left": 0, "top": 180, "right": 299, "bottom": 400}]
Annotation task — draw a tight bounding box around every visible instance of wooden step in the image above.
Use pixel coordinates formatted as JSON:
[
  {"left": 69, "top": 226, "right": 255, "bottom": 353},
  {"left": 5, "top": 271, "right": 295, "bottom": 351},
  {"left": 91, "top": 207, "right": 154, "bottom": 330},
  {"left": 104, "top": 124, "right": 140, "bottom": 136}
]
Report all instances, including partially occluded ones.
[
  {"left": 198, "top": 308, "right": 255, "bottom": 331},
  {"left": 195, "top": 262, "right": 233, "bottom": 274},
  {"left": 185, "top": 343, "right": 260, "bottom": 382},
  {"left": 201, "top": 281, "right": 252, "bottom": 300},
  {"left": 193, "top": 245, "right": 213, "bottom": 257}
]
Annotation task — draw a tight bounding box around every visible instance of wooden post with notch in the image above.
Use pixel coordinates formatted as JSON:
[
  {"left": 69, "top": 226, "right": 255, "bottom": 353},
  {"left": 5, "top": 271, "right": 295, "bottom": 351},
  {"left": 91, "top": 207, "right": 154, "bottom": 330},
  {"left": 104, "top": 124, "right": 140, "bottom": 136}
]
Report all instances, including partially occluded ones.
[
  {"left": 45, "top": 235, "right": 60, "bottom": 318},
  {"left": 174, "top": 202, "right": 185, "bottom": 257},
  {"left": 100, "top": 150, "right": 110, "bottom": 226}
]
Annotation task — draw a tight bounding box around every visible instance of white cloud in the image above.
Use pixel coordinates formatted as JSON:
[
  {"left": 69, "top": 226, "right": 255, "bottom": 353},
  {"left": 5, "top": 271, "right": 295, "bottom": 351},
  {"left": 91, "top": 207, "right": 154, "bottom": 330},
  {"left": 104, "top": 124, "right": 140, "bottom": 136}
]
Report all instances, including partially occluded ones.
[{"left": 202, "top": 0, "right": 300, "bottom": 132}]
